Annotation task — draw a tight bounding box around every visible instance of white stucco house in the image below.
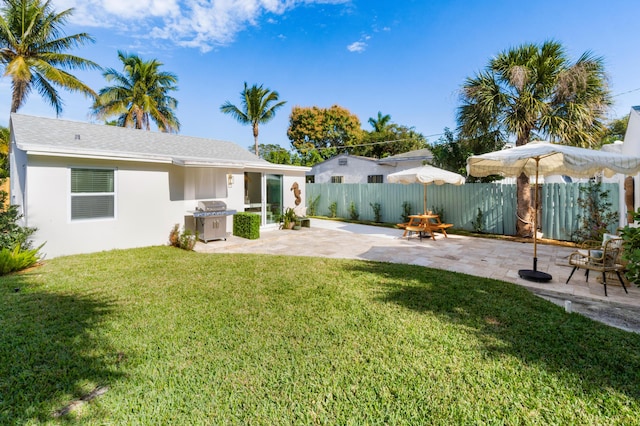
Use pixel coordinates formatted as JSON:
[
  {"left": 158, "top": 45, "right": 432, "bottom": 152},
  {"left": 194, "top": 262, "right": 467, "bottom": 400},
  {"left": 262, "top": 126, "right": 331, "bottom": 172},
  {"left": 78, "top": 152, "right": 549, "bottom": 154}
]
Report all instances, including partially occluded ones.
[
  {"left": 307, "top": 148, "right": 433, "bottom": 183},
  {"left": 9, "top": 113, "right": 310, "bottom": 258},
  {"left": 618, "top": 105, "right": 640, "bottom": 224}
]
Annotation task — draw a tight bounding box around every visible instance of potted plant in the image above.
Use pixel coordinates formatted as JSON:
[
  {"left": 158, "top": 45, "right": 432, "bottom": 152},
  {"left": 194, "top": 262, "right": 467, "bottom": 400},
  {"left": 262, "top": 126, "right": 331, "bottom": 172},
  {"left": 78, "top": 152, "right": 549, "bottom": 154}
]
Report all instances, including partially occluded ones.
[{"left": 282, "top": 207, "right": 297, "bottom": 230}]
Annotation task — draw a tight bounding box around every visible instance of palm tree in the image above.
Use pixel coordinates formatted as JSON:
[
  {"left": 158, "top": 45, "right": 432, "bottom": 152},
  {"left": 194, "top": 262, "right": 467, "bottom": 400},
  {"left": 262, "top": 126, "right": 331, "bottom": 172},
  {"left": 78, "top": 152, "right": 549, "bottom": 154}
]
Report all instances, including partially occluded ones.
[
  {"left": 92, "top": 51, "right": 180, "bottom": 132},
  {"left": 0, "top": 125, "right": 9, "bottom": 177},
  {"left": 0, "top": 0, "right": 99, "bottom": 114},
  {"left": 458, "top": 41, "right": 611, "bottom": 237},
  {"left": 368, "top": 111, "right": 391, "bottom": 133},
  {"left": 220, "top": 82, "right": 286, "bottom": 156}
]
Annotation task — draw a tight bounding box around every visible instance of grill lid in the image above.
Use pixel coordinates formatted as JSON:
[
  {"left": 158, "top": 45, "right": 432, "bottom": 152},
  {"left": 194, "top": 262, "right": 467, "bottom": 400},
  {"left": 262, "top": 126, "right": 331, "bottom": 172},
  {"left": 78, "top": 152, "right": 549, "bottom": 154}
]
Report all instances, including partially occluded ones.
[{"left": 197, "top": 200, "right": 227, "bottom": 212}]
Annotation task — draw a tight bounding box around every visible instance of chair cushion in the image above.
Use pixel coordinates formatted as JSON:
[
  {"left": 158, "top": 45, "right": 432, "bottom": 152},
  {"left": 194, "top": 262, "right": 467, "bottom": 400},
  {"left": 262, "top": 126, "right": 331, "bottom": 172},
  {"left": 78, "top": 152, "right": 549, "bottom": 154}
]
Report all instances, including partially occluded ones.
[{"left": 577, "top": 249, "right": 603, "bottom": 258}]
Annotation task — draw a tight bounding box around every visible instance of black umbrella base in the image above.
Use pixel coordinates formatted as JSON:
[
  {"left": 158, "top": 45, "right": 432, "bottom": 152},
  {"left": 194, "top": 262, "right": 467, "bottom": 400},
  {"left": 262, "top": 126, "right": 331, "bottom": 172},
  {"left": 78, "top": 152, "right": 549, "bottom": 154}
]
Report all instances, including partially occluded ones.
[{"left": 518, "top": 269, "right": 552, "bottom": 282}]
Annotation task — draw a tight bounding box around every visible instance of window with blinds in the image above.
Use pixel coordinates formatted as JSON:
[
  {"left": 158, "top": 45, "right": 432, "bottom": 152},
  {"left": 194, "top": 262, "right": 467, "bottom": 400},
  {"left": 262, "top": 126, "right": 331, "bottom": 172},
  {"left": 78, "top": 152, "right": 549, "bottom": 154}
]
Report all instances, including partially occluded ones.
[
  {"left": 330, "top": 176, "right": 343, "bottom": 183},
  {"left": 70, "top": 168, "right": 115, "bottom": 220},
  {"left": 367, "top": 175, "right": 383, "bottom": 183}
]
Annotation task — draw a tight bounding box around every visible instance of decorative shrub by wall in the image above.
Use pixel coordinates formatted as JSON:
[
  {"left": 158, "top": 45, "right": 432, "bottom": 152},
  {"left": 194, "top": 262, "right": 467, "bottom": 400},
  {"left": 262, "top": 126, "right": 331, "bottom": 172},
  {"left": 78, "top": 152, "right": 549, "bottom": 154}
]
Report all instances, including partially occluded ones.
[{"left": 233, "top": 213, "right": 260, "bottom": 240}]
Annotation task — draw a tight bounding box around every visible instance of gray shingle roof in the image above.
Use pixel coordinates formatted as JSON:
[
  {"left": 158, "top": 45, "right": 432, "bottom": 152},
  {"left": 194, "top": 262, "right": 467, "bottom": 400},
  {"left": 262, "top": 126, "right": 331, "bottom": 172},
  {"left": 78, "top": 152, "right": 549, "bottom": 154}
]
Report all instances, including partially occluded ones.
[
  {"left": 378, "top": 147, "right": 433, "bottom": 162},
  {"left": 10, "top": 113, "right": 276, "bottom": 168}
]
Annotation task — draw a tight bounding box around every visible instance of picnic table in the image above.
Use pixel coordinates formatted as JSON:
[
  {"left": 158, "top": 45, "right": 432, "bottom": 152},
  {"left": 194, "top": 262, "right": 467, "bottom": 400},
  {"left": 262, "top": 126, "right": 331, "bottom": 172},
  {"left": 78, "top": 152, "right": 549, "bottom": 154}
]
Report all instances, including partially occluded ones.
[{"left": 399, "top": 214, "right": 453, "bottom": 240}]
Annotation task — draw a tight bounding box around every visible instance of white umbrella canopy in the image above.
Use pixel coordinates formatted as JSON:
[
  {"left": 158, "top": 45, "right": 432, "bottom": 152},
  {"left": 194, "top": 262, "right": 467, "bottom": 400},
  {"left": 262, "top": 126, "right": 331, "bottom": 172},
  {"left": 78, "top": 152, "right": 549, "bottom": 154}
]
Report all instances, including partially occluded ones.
[
  {"left": 387, "top": 165, "right": 466, "bottom": 214},
  {"left": 467, "top": 141, "right": 640, "bottom": 282},
  {"left": 467, "top": 141, "right": 640, "bottom": 179}
]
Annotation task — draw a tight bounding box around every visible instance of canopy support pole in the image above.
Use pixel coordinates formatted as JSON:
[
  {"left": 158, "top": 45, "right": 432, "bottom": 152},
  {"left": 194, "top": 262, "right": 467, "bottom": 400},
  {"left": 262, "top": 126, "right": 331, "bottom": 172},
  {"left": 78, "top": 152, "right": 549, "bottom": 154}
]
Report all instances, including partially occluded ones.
[{"left": 518, "top": 157, "right": 552, "bottom": 282}]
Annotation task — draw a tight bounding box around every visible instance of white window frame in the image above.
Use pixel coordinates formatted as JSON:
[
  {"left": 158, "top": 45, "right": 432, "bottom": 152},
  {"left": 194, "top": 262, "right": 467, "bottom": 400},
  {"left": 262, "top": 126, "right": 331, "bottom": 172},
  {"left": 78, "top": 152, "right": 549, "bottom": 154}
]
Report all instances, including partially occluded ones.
[{"left": 69, "top": 167, "right": 117, "bottom": 222}]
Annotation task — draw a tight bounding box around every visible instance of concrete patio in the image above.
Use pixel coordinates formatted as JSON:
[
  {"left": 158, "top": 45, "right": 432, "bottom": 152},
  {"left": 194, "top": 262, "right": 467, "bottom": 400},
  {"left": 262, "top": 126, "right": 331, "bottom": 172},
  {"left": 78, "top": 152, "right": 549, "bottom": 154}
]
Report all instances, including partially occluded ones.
[{"left": 195, "top": 218, "right": 640, "bottom": 332}]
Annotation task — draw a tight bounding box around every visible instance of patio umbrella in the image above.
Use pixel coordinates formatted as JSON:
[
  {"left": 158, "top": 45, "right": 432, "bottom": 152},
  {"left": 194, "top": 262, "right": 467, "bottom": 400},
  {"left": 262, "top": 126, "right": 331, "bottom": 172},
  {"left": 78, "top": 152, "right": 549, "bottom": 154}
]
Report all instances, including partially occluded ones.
[
  {"left": 387, "top": 165, "right": 466, "bottom": 215},
  {"left": 467, "top": 141, "right": 640, "bottom": 282}
]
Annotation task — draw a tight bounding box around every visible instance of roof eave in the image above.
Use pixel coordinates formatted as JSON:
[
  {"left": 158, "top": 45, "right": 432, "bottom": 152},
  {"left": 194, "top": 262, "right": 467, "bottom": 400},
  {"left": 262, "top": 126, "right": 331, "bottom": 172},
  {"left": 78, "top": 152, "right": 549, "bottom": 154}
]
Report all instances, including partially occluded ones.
[{"left": 25, "top": 149, "right": 174, "bottom": 164}]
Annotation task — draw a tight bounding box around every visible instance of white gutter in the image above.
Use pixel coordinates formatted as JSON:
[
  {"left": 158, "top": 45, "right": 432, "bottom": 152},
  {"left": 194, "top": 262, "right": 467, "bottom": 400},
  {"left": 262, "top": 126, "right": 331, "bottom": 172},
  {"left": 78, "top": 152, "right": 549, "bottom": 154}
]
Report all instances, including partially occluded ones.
[{"left": 25, "top": 150, "right": 174, "bottom": 164}]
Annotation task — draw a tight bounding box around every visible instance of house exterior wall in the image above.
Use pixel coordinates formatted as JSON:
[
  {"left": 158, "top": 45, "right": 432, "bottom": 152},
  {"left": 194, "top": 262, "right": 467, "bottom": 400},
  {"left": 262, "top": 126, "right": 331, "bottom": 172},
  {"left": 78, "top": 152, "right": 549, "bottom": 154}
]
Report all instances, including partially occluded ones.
[
  {"left": 623, "top": 106, "right": 640, "bottom": 222},
  {"left": 23, "top": 155, "right": 199, "bottom": 258},
  {"left": 19, "top": 154, "right": 309, "bottom": 258},
  {"left": 309, "top": 155, "right": 387, "bottom": 184},
  {"left": 308, "top": 154, "right": 431, "bottom": 184},
  {"left": 283, "top": 174, "right": 307, "bottom": 211}
]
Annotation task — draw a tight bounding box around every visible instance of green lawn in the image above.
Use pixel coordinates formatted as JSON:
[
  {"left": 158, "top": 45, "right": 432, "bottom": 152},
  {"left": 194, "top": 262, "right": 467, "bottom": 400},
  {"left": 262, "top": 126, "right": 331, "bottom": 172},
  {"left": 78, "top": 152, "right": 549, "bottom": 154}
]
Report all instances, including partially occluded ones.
[{"left": 1, "top": 246, "right": 639, "bottom": 424}]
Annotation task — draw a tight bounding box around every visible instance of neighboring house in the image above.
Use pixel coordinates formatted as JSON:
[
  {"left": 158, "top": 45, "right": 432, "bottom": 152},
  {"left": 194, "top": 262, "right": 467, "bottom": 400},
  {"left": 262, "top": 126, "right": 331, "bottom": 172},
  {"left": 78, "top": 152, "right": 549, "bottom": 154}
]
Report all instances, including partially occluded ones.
[
  {"left": 376, "top": 148, "right": 434, "bottom": 169},
  {"left": 576, "top": 105, "right": 640, "bottom": 227},
  {"left": 307, "top": 148, "right": 433, "bottom": 184},
  {"left": 619, "top": 105, "right": 640, "bottom": 224},
  {"left": 9, "top": 113, "right": 310, "bottom": 258}
]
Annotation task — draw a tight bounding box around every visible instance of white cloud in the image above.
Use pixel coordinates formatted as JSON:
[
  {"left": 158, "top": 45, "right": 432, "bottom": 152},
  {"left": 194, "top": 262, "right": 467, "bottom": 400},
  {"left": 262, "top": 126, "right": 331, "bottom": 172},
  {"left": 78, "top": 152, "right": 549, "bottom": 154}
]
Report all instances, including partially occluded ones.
[
  {"left": 347, "top": 41, "right": 366, "bottom": 53},
  {"left": 51, "top": 0, "right": 350, "bottom": 52}
]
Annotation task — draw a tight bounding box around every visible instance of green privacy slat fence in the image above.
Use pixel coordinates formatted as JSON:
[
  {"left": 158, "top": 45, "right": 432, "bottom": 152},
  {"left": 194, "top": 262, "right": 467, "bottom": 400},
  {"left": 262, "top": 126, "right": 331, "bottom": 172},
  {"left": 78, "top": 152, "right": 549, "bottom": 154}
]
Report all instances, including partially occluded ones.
[{"left": 306, "top": 182, "right": 620, "bottom": 240}]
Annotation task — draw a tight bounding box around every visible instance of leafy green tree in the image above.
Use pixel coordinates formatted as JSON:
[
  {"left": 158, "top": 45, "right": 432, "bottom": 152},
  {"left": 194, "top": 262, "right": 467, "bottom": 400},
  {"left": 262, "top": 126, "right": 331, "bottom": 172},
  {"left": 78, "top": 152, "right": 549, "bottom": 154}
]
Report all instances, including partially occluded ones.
[
  {"left": 287, "top": 105, "right": 363, "bottom": 163},
  {"left": 257, "top": 143, "right": 293, "bottom": 165},
  {"left": 458, "top": 41, "right": 611, "bottom": 236},
  {"left": 356, "top": 123, "right": 427, "bottom": 158},
  {"left": 430, "top": 127, "right": 504, "bottom": 182},
  {"left": 430, "top": 128, "right": 469, "bottom": 176},
  {"left": 601, "top": 116, "right": 628, "bottom": 145},
  {"left": 0, "top": 0, "right": 99, "bottom": 114},
  {"left": 221, "top": 82, "right": 286, "bottom": 156},
  {"left": 92, "top": 51, "right": 180, "bottom": 132}
]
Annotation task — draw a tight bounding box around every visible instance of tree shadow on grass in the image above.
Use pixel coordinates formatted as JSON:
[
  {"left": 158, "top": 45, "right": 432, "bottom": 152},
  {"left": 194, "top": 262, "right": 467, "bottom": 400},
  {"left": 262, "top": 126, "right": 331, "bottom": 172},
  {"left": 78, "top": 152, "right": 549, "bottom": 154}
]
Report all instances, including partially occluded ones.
[
  {"left": 346, "top": 260, "right": 640, "bottom": 403},
  {"left": 0, "top": 270, "right": 123, "bottom": 423}
]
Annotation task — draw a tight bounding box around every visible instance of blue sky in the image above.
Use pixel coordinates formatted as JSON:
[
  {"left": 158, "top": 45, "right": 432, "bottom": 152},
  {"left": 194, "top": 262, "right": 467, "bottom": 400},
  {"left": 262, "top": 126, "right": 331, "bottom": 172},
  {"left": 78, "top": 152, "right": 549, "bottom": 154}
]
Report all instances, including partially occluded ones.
[{"left": 2, "top": 0, "right": 639, "bottom": 151}]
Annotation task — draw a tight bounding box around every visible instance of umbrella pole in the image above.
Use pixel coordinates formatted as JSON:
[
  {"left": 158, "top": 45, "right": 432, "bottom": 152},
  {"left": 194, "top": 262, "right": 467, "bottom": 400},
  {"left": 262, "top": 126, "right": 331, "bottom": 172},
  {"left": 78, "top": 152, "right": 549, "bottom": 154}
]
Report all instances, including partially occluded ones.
[
  {"left": 423, "top": 184, "right": 427, "bottom": 215},
  {"left": 533, "top": 159, "right": 538, "bottom": 270},
  {"left": 518, "top": 157, "right": 552, "bottom": 282}
]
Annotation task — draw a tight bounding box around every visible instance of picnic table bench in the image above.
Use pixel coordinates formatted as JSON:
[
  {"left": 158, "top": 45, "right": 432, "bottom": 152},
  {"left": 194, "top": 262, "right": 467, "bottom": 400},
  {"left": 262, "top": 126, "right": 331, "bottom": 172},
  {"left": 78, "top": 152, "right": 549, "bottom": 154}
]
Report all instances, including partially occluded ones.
[{"left": 402, "top": 214, "right": 453, "bottom": 240}]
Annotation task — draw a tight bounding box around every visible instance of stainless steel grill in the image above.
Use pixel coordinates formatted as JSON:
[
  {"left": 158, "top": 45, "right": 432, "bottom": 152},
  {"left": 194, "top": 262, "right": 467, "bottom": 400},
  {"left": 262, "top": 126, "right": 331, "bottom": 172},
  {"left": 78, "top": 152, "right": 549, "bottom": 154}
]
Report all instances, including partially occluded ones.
[{"left": 187, "top": 201, "right": 237, "bottom": 242}]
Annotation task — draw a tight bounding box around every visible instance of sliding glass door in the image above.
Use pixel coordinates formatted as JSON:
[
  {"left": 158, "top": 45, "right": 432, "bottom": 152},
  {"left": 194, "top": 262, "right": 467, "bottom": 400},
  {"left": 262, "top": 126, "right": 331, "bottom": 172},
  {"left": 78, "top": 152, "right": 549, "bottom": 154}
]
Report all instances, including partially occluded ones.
[{"left": 266, "top": 174, "right": 282, "bottom": 225}]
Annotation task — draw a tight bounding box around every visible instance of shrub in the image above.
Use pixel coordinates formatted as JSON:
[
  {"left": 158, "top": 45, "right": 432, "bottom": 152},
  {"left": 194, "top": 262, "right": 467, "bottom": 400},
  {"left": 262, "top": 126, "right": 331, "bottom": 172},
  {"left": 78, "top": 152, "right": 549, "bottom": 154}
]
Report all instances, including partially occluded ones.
[
  {"left": 0, "top": 188, "right": 36, "bottom": 250},
  {"left": 0, "top": 186, "right": 42, "bottom": 274},
  {"left": 620, "top": 208, "right": 640, "bottom": 286},
  {"left": 168, "top": 224, "right": 197, "bottom": 250},
  {"left": 328, "top": 201, "right": 338, "bottom": 218},
  {"left": 348, "top": 201, "right": 359, "bottom": 220},
  {"left": 307, "top": 195, "right": 320, "bottom": 216},
  {"left": 0, "top": 245, "right": 42, "bottom": 275},
  {"left": 571, "top": 180, "right": 618, "bottom": 243},
  {"left": 471, "top": 208, "right": 484, "bottom": 233},
  {"left": 370, "top": 202, "right": 382, "bottom": 222},
  {"left": 233, "top": 213, "right": 260, "bottom": 239},
  {"left": 401, "top": 202, "right": 412, "bottom": 223}
]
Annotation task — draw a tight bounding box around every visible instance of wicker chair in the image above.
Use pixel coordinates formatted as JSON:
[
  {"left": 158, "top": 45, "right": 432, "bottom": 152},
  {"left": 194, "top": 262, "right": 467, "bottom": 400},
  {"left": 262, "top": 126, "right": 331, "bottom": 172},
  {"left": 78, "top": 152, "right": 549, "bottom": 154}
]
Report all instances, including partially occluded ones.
[{"left": 566, "top": 237, "right": 628, "bottom": 296}]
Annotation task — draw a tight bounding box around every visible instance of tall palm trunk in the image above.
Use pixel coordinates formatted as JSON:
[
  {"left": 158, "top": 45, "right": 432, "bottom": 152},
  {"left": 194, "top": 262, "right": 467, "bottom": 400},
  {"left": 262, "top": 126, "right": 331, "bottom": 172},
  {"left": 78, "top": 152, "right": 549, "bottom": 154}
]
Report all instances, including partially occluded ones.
[
  {"left": 253, "top": 122, "right": 259, "bottom": 156},
  {"left": 515, "top": 132, "right": 533, "bottom": 237},
  {"left": 516, "top": 174, "right": 533, "bottom": 237},
  {"left": 11, "top": 79, "right": 28, "bottom": 113}
]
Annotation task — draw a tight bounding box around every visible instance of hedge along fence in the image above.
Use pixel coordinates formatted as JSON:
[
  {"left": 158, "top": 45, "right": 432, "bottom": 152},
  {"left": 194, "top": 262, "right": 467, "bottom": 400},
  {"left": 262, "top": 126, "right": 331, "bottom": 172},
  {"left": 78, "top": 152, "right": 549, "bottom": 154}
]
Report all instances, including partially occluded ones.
[{"left": 306, "top": 182, "right": 620, "bottom": 241}]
